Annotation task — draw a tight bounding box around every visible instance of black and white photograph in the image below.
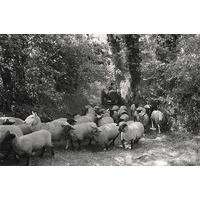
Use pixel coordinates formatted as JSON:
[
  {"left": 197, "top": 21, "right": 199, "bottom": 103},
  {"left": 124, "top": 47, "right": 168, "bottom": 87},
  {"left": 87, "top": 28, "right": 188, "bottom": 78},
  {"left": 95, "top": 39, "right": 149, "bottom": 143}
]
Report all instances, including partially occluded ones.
[
  {"left": 0, "top": 34, "right": 199, "bottom": 166},
  {"left": 2, "top": 1, "right": 200, "bottom": 200}
]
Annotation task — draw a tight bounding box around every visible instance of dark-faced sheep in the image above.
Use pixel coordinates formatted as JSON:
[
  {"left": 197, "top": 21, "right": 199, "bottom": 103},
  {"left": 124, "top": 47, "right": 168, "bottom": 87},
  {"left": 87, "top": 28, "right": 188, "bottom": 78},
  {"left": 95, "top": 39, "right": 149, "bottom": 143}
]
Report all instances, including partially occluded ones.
[
  {"left": 3, "top": 130, "right": 54, "bottom": 165},
  {"left": 119, "top": 121, "right": 144, "bottom": 149},
  {"left": 93, "top": 123, "right": 119, "bottom": 150},
  {"left": 64, "top": 122, "right": 98, "bottom": 150}
]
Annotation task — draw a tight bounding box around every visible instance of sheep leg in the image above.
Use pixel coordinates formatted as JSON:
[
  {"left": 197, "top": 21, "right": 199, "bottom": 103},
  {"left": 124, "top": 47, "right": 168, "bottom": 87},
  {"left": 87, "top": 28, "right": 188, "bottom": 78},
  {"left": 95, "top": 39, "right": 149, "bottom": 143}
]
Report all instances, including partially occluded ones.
[
  {"left": 158, "top": 124, "right": 161, "bottom": 134},
  {"left": 14, "top": 155, "right": 20, "bottom": 164},
  {"left": 25, "top": 154, "right": 30, "bottom": 166},
  {"left": 104, "top": 143, "right": 109, "bottom": 150},
  {"left": 131, "top": 139, "right": 134, "bottom": 149},
  {"left": 110, "top": 139, "right": 115, "bottom": 147},
  {"left": 70, "top": 139, "right": 75, "bottom": 150},
  {"left": 121, "top": 139, "right": 125, "bottom": 149},
  {"left": 50, "top": 147, "right": 55, "bottom": 157},
  {"left": 88, "top": 138, "right": 92, "bottom": 146},
  {"left": 77, "top": 140, "right": 81, "bottom": 151},
  {"left": 2, "top": 149, "right": 12, "bottom": 160},
  {"left": 151, "top": 120, "right": 155, "bottom": 128},
  {"left": 39, "top": 146, "right": 46, "bottom": 158}
]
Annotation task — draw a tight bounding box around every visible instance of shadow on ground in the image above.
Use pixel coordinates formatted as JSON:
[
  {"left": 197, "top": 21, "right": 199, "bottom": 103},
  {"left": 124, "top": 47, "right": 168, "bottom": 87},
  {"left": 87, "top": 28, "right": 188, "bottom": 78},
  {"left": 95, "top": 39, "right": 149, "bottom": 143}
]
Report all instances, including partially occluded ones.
[{"left": 1, "top": 131, "right": 199, "bottom": 166}]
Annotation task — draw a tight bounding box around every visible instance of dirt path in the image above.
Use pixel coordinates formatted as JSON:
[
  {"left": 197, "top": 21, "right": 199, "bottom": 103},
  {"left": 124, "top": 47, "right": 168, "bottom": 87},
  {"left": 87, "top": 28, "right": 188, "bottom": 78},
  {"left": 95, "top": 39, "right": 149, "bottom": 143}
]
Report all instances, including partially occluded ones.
[{"left": 1, "top": 131, "right": 199, "bottom": 166}]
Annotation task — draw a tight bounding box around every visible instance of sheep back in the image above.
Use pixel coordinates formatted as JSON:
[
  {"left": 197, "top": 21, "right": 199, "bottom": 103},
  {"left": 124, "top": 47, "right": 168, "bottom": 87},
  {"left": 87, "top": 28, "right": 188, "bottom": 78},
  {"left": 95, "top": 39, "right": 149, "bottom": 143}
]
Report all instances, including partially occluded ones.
[
  {"left": 70, "top": 122, "right": 97, "bottom": 141},
  {"left": 121, "top": 122, "right": 144, "bottom": 142},
  {"left": 95, "top": 123, "right": 119, "bottom": 145},
  {"left": 13, "top": 130, "right": 52, "bottom": 155},
  {"left": 98, "top": 117, "right": 114, "bottom": 127}
]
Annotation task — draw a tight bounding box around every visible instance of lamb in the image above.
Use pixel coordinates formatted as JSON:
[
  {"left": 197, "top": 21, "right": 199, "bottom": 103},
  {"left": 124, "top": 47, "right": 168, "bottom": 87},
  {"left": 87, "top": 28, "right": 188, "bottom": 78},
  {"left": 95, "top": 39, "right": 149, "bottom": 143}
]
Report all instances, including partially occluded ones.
[
  {"left": 3, "top": 130, "right": 54, "bottom": 165},
  {"left": 150, "top": 110, "right": 164, "bottom": 134},
  {"left": 64, "top": 122, "right": 98, "bottom": 150},
  {"left": 119, "top": 121, "right": 144, "bottom": 149},
  {"left": 93, "top": 123, "right": 119, "bottom": 150}
]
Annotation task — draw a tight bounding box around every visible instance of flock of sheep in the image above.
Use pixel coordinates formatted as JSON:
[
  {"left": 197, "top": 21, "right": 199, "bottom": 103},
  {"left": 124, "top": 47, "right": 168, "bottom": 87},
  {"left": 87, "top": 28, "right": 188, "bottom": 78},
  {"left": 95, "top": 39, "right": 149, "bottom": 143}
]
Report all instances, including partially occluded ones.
[{"left": 0, "top": 104, "right": 164, "bottom": 165}]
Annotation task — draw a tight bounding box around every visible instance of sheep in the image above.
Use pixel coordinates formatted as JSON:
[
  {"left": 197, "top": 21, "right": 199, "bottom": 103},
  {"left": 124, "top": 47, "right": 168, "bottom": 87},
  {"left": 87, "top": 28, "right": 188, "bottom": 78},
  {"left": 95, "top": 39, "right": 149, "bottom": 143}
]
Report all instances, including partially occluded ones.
[
  {"left": 97, "top": 115, "right": 114, "bottom": 127},
  {"left": 0, "top": 125, "right": 24, "bottom": 159},
  {"left": 52, "top": 118, "right": 77, "bottom": 125},
  {"left": 118, "top": 108, "right": 128, "bottom": 117},
  {"left": 75, "top": 115, "right": 94, "bottom": 124},
  {"left": 119, "top": 105, "right": 127, "bottom": 111},
  {"left": 111, "top": 105, "right": 119, "bottom": 111},
  {"left": 3, "top": 130, "right": 54, "bottom": 165},
  {"left": 134, "top": 107, "right": 149, "bottom": 128},
  {"left": 0, "top": 125, "right": 23, "bottom": 144},
  {"left": 93, "top": 123, "right": 119, "bottom": 150},
  {"left": 119, "top": 121, "right": 144, "bottom": 149},
  {"left": 24, "top": 112, "right": 74, "bottom": 146},
  {"left": 110, "top": 110, "right": 119, "bottom": 123},
  {"left": 0, "top": 117, "right": 24, "bottom": 125},
  {"left": 64, "top": 122, "right": 98, "bottom": 150},
  {"left": 75, "top": 107, "right": 97, "bottom": 124},
  {"left": 82, "top": 105, "right": 92, "bottom": 115},
  {"left": 118, "top": 113, "right": 130, "bottom": 123},
  {"left": 150, "top": 110, "right": 164, "bottom": 134}
]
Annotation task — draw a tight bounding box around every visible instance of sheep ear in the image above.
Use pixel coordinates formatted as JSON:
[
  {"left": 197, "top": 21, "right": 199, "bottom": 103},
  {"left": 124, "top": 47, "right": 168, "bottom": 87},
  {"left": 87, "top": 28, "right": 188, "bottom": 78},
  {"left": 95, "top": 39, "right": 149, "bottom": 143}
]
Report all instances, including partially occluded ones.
[
  {"left": 67, "top": 118, "right": 77, "bottom": 125},
  {"left": 32, "top": 111, "right": 35, "bottom": 115}
]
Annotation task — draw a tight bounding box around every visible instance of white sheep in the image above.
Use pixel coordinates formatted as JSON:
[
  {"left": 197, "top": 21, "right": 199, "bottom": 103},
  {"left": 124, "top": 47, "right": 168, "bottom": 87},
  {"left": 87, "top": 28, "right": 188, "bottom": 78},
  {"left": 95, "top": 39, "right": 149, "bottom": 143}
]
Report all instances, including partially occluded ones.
[
  {"left": 118, "top": 108, "right": 128, "bottom": 117},
  {"left": 93, "top": 123, "right": 119, "bottom": 150},
  {"left": 150, "top": 110, "right": 164, "bottom": 134},
  {"left": 3, "top": 130, "right": 54, "bottom": 165},
  {"left": 111, "top": 105, "right": 119, "bottom": 111},
  {"left": 119, "top": 121, "right": 144, "bottom": 149},
  {"left": 24, "top": 112, "right": 73, "bottom": 145},
  {"left": 65, "top": 122, "right": 98, "bottom": 150},
  {"left": 52, "top": 118, "right": 77, "bottom": 125},
  {"left": 119, "top": 113, "right": 130, "bottom": 123},
  {"left": 0, "top": 117, "right": 24, "bottom": 125},
  {"left": 97, "top": 116, "right": 114, "bottom": 127},
  {"left": 75, "top": 107, "right": 97, "bottom": 124},
  {"left": 119, "top": 105, "right": 128, "bottom": 111}
]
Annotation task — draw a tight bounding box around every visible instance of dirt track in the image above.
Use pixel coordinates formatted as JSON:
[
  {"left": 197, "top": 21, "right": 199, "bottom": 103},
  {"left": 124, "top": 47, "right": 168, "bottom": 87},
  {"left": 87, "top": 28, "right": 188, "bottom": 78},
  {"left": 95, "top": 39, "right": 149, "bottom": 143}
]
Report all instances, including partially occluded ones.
[{"left": 1, "top": 131, "right": 199, "bottom": 166}]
